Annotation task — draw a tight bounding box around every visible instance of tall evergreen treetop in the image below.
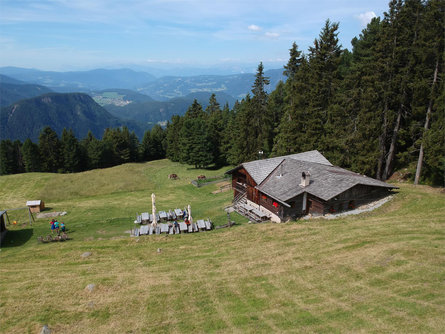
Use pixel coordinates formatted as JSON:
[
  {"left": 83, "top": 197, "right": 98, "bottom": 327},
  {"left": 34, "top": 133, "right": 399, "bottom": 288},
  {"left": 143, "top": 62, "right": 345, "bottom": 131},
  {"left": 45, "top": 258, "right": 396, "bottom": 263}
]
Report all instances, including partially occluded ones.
[
  {"left": 283, "top": 42, "right": 303, "bottom": 79},
  {"left": 185, "top": 99, "right": 206, "bottom": 119},
  {"left": 251, "top": 62, "right": 270, "bottom": 100}
]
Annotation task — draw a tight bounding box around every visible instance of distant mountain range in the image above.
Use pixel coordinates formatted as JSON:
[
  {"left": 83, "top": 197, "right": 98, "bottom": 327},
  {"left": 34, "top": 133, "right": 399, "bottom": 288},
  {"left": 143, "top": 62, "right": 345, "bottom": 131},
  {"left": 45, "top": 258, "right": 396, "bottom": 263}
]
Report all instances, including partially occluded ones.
[
  {"left": 136, "top": 69, "right": 284, "bottom": 100},
  {"left": 96, "top": 90, "right": 237, "bottom": 124},
  {"left": 0, "top": 66, "right": 285, "bottom": 100},
  {"left": 0, "top": 74, "right": 53, "bottom": 107},
  {"left": 0, "top": 66, "right": 287, "bottom": 142},
  {"left": 0, "top": 67, "right": 156, "bottom": 92},
  {"left": 0, "top": 93, "right": 146, "bottom": 142}
]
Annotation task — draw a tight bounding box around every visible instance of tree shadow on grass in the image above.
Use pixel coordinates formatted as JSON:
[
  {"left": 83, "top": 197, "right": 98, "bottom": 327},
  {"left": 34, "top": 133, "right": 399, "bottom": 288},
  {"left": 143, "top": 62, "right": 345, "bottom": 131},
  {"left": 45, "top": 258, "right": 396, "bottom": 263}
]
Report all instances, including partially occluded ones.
[{"left": 1, "top": 228, "right": 33, "bottom": 248}]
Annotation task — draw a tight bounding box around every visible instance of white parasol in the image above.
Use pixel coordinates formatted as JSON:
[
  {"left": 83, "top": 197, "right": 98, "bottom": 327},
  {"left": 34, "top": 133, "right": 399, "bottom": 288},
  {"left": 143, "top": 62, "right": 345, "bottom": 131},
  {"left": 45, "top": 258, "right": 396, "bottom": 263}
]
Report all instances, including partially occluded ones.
[
  {"left": 187, "top": 204, "right": 193, "bottom": 225},
  {"left": 151, "top": 193, "right": 157, "bottom": 227}
]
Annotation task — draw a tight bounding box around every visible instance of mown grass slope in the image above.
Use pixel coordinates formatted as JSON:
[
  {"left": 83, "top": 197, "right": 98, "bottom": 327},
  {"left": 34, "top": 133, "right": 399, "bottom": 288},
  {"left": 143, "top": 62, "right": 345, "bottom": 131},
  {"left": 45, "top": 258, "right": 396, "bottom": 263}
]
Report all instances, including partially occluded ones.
[{"left": 0, "top": 160, "right": 444, "bottom": 333}]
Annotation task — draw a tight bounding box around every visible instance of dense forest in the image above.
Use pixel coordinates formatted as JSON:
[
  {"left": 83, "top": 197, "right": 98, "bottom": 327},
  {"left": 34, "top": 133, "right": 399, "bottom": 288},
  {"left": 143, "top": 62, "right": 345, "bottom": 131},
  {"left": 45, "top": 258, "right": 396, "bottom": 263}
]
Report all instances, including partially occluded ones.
[{"left": 1, "top": 0, "right": 443, "bottom": 185}]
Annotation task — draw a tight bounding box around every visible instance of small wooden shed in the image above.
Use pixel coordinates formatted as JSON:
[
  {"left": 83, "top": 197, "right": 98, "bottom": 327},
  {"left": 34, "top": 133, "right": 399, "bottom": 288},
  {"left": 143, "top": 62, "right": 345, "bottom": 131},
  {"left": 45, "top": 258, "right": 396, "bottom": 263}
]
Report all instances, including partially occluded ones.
[
  {"left": 0, "top": 210, "right": 7, "bottom": 246},
  {"left": 26, "top": 200, "right": 45, "bottom": 213}
]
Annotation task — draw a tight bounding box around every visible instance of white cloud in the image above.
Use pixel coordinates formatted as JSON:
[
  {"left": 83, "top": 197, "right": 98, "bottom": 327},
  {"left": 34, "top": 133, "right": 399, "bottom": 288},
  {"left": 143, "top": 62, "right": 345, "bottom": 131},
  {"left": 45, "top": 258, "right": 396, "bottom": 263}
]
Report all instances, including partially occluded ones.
[
  {"left": 265, "top": 32, "right": 280, "bottom": 39},
  {"left": 248, "top": 24, "right": 261, "bottom": 31},
  {"left": 356, "top": 11, "right": 376, "bottom": 27}
]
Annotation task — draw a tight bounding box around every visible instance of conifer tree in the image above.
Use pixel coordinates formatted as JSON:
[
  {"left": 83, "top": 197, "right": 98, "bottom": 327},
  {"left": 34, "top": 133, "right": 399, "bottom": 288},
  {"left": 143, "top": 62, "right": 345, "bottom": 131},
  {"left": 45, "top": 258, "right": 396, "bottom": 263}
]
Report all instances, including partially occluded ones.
[
  {"left": 0, "top": 140, "right": 15, "bottom": 175},
  {"left": 206, "top": 94, "right": 225, "bottom": 166},
  {"left": 246, "top": 62, "right": 272, "bottom": 157},
  {"left": 165, "top": 115, "right": 183, "bottom": 162},
  {"left": 150, "top": 124, "right": 166, "bottom": 160},
  {"left": 273, "top": 43, "right": 309, "bottom": 155},
  {"left": 21, "top": 138, "right": 41, "bottom": 172},
  {"left": 39, "top": 126, "right": 61, "bottom": 172},
  {"left": 81, "top": 131, "right": 105, "bottom": 169},
  {"left": 413, "top": 0, "right": 444, "bottom": 184},
  {"left": 179, "top": 100, "right": 213, "bottom": 167},
  {"left": 61, "top": 128, "right": 81, "bottom": 173}
]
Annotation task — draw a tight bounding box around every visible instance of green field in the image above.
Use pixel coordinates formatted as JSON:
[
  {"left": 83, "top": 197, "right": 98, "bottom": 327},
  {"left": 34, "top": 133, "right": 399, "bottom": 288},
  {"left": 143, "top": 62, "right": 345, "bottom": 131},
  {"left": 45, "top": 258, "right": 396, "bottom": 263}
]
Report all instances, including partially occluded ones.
[{"left": 1, "top": 159, "right": 444, "bottom": 333}]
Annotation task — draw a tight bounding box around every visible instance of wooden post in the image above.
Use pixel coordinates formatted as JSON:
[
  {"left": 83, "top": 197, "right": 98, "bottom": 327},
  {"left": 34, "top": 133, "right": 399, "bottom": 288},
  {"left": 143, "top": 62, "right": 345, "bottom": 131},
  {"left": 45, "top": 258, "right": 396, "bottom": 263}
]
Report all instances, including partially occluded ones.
[{"left": 151, "top": 193, "right": 157, "bottom": 227}]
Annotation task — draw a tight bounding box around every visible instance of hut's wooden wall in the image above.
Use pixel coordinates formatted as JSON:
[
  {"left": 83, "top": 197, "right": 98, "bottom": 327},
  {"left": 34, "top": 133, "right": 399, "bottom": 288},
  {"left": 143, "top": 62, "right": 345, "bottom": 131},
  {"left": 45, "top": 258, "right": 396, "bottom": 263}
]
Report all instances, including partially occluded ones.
[
  {"left": 259, "top": 193, "right": 281, "bottom": 216},
  {"left": 325, "top": 185, "right": 391, "bottom": 213}
]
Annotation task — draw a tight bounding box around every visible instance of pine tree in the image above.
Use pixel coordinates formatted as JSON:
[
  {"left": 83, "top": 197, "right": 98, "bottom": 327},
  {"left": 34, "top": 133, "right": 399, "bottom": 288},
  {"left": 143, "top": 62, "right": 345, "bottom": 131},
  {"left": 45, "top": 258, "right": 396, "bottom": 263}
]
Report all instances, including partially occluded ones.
[
  {"left": 273, "top": 43, "right": 311, "bottom": 156},
  {"left": 179, "top": 100, "right": 213, "bottom": 167},
  {"left": 283, "top": 42, "right": 304, "bottom": 80},
  {"left": 343, "top": 17, "right": 384, "bottom": 176},
  {"left": 206, "top": 94, "right": 225, "bottom": 166},
  {"left": 39, "top": 126, "right": 61, "bottom": 172},
  {"left": 0, "top": 140, "right": 15, "bottom": 175},
  {"left": 413, "top": 0, "right": 444, "bottom": 184},
  {"left": 81, "top": 131, "right": 105, "bottom": 169},
  {"left": 165, "top": 115, "right": 183, "bottom": 162},
  {"left": 21, "top": 138, "right": 41, "bottom": 172},
  {"left": 150, "top": 124, "right": 166, "bottom": 160},
  {"left": 140, "top": 129, "right": 153, "bottom": 161},
  {"left": 61, "top": 128, "right": 81, "bottom": 172},
  {"left": 179, "top": 118, "right": 213, "bottom": 168},
  {"left": 246, "top": 62, "right": 272, "bottom": 157}
]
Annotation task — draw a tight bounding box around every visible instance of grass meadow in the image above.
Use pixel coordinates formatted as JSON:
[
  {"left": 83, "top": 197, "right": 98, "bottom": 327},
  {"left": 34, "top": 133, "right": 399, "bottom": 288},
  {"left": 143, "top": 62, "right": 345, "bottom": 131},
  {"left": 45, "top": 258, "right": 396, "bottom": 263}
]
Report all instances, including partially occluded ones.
[{"left": 0, "top": 159, "right": 444, "bottom": 333}]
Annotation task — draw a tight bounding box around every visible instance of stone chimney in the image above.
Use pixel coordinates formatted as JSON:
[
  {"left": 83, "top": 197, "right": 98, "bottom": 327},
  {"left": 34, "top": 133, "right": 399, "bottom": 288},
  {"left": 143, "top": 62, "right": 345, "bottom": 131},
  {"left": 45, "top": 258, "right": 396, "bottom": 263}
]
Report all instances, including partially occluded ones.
[{"left": 300, "top": 171, "right": 310, "bottom": 187}]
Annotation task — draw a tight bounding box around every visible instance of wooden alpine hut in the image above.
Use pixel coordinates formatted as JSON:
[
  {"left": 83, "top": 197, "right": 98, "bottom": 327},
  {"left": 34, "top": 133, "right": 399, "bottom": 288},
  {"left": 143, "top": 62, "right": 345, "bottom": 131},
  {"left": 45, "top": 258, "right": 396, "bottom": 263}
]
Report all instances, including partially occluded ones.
[{"left": 226, "top": 150, "right": 397, "bottom": 223}]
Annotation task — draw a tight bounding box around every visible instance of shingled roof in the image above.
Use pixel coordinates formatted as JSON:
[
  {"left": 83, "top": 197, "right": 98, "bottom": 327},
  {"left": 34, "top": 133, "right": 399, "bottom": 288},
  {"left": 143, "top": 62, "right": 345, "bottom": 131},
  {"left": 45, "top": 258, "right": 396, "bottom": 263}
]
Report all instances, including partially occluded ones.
[
  {"left": 240, "top": 150, "right": 332, "bottom": 185},
  {"left": 228, "top": 150, "right": 396, "bottom": 203}
]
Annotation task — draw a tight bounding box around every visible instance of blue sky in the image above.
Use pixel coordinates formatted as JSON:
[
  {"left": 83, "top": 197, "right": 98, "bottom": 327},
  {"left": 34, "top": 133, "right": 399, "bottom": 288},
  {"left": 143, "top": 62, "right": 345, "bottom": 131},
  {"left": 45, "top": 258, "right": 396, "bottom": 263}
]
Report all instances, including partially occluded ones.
[{"left": 0, "top": 0, "right": 390, "bottom": 73}]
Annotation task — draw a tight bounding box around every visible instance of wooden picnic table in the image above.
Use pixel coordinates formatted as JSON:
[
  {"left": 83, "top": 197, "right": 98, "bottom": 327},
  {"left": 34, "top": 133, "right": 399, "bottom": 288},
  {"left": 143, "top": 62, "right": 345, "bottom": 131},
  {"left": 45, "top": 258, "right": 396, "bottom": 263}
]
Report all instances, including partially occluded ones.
[
  {"left": 140, "top": 225, "right": 149, "bottom": 235},
  {"left": 160, "top": 223, "right": 169, "bottom": 233}
]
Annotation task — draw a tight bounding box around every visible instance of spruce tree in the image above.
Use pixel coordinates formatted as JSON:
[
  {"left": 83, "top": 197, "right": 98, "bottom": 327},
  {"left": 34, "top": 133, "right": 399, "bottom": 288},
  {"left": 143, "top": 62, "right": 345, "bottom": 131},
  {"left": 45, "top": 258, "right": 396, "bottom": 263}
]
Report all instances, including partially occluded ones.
[
  {"left": 81, "top": 131, "right": 105, "bottom": 169},
  {"left": 179, "top": 100, "right": 213, "bottom": 167},
  {"left": 0, "top": 140, "right": 15, "bottom": 175},
  {"left": 206, "top": 94, "right": 225, "bottom": 166},
  {"left": 61, "top": 128, "right": 81, "bottom": 173},
  {"left": 413, "top": 0, "right": 444, "bottom": 184},
  {"left": 39, "top": 126, "right": 61, "bottom": 173},
  {"left": 21, "top": 138, "right": 41, "bottom": 172},
  {"left": 165, "top": 115, "right": 183, "bottom": 162}
]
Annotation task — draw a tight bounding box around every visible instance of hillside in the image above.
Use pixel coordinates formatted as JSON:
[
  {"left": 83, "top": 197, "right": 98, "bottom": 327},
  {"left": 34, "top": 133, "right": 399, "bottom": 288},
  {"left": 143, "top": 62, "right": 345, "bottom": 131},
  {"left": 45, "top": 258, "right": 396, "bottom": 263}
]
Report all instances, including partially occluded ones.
[
  {"left": 0, "top": 74, "right": 53, "bottom": 107},
  {"left": 0, "top": 92, "right": 147, "bottom": 141},
  {"left": 137, "top": 68, "right": 285, "bottom": 100},
  {"left": 91, "top": 89, "right": 155, "bottom": 107},
  {"left": 102, "top": 91, "right": 237, "bottom": 123},
  {"left": 0, "top": 160, "right": 444, "bottom": 333}
]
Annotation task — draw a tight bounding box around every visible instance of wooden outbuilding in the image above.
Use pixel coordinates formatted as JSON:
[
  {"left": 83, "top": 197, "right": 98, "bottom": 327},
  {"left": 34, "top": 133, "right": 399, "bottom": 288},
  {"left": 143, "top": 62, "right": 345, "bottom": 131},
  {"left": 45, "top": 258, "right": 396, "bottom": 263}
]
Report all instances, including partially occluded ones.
[
  {"left": 0, "top": 210, "right": 7, "bottom": 246},
  {"left": 26, "top": 200, "right": 45, "bottom": 213},
  {"left": 227, "top": 150, "right": 397, "bottom": 222}
]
